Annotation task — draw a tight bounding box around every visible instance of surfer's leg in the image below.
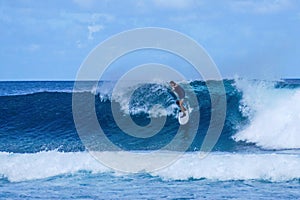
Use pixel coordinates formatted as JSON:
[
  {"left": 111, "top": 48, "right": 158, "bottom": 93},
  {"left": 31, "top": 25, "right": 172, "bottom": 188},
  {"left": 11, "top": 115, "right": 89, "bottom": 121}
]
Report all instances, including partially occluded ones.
[{"left": 179, "top": 99, "right": 186, "bottom": 112}]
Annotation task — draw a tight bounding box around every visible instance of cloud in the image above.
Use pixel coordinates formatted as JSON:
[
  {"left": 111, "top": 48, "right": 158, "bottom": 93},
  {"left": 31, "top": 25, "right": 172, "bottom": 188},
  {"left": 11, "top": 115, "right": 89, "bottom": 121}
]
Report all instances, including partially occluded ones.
[
  {"left": 88, "top": 24, "right": 103, "bottom": 40},
  {"left": 230, "top": 0, "right": 293, "bottom": 14},
  {"left": 58, "top": 11, "right": 113, "bottom": 41}
]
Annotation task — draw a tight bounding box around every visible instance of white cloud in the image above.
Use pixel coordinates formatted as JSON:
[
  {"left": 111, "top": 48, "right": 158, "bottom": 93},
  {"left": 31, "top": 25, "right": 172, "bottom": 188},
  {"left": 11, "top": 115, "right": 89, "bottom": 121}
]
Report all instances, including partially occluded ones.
[
  {"left": 59, "top": 11, "right": 113, "bottom": 41},
  {"left": 230, "top": 0, "right": 293, "bottom": 14},
  {"left": 88, "top": 24, "right": 103, "bottom": 40}
]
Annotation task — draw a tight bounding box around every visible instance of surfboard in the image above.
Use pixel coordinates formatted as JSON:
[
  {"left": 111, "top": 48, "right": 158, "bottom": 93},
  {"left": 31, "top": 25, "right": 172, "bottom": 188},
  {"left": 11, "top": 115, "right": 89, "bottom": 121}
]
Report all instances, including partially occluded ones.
[{"left": 178, "top": 109, "right": 189, "bottom": 125}]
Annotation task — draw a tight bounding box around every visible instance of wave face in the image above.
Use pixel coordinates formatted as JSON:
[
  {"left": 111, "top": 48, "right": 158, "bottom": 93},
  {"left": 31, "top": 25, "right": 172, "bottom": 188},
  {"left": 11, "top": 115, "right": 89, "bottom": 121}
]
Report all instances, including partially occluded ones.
[{"left": 0, "top": 79, "right": 300, "bottom": 153}]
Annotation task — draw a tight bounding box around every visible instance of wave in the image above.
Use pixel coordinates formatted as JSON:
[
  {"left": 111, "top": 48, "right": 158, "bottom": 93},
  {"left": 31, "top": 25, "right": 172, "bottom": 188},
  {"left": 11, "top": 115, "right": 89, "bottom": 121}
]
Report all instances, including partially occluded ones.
[
  {"left": 233, "top": 78, "right": 300, "bottom": 150},
  {"left": 0, "top": 80, "right": 243, "bottom": 153},
  {"left": 1, "top": 151, "right": 300, "bottom": 182}
]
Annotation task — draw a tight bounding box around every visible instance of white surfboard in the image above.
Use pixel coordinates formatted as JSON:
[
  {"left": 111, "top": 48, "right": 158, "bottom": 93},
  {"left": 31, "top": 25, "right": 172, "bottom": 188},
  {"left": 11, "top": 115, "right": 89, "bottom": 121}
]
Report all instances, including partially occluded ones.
[{"left": 178, "top": 110, "right": 189, "bottom": 125}]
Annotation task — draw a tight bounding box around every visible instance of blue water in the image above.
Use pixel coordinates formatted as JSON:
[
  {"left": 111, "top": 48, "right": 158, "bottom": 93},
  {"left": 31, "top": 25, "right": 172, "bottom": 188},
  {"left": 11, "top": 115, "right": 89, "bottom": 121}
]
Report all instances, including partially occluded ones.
[{"left": 1, "top": 79, "right": 300, "bottom": 199}]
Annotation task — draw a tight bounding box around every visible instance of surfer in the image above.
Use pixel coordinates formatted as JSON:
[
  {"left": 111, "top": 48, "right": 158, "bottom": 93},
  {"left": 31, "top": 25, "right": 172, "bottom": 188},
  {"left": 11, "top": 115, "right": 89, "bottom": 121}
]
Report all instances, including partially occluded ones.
[{"left": 170, "top": 81, "right": 187, "bottom": 117}]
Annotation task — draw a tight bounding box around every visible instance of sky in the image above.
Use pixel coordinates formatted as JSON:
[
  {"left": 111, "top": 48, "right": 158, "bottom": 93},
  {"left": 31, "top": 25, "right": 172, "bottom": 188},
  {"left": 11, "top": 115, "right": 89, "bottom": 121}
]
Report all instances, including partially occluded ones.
[{"left": 0, "top": 0, "right": 300, "bottom": 80}]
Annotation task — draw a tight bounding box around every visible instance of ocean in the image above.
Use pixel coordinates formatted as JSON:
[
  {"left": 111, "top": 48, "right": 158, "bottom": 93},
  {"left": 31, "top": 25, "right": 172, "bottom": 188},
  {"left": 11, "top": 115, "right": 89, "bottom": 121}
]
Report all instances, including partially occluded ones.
[{"left": 0, "top": 78, "right": 300, "bottom": 199}]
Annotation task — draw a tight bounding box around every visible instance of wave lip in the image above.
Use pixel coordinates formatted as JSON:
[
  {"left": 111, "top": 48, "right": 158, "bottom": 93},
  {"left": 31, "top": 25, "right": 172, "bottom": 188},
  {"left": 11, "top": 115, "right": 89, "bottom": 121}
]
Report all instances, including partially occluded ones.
[{"left": 1, "top": 151, "right": 300, "bottom": 182}]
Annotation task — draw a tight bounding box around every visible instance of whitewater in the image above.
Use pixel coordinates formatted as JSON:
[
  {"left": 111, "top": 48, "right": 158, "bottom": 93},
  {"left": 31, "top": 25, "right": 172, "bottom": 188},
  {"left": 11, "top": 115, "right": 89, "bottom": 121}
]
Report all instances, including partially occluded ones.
[{"left": 1, "top": 151, "right": 300, "bottom": 183}]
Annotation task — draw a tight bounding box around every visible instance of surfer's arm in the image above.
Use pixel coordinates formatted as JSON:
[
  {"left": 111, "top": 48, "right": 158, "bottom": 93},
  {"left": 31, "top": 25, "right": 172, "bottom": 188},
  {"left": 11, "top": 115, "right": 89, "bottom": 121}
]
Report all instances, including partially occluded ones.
[{"left": 171, "top": 84, "right": 178, "bottom": 91}]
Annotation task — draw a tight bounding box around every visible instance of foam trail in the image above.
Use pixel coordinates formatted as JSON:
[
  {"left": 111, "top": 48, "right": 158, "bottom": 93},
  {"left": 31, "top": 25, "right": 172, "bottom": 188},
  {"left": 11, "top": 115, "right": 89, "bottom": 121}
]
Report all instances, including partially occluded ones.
[{"left": 233, "top": 78, "right": 300, "bottom": 149}]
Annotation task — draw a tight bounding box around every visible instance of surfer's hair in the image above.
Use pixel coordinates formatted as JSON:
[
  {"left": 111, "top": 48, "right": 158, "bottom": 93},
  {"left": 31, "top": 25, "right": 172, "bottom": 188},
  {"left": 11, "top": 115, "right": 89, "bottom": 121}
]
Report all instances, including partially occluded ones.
[{"left": 170, "top": 81, "right": 175, "bottom": 85}]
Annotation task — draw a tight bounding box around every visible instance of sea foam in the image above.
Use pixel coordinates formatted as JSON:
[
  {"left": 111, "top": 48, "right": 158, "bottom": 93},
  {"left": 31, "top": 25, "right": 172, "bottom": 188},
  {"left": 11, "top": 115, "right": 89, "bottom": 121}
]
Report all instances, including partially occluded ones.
[{"left": 233, "top": 78, "right": 300, "bottom": 150}]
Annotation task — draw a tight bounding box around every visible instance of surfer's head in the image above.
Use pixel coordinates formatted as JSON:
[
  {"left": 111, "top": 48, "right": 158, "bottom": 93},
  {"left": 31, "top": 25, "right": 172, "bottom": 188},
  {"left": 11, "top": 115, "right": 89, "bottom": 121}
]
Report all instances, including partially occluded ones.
[
  {"left": 170, "top": 81, "right": 176, "bottom": 87},
  {"left": 176, "top": 100, "right": 180, "bottom": 106}
]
